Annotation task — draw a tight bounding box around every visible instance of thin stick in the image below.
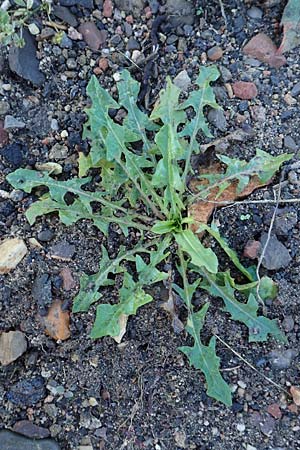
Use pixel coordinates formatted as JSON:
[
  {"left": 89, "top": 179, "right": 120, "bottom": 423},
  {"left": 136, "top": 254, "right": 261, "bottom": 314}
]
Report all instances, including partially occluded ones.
[
  {"left": 190, "top": 196, "right": 300, "bottom": 206},
  {"left": 218, "top": 0, "right": 227, "bottom": 26},
  {"left": 214, "top": 334, "right": 290, "bottom": 395}
]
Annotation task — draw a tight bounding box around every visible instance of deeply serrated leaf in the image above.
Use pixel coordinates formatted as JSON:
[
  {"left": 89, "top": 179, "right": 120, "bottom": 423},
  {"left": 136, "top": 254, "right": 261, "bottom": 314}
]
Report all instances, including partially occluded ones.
[
  {"left": 90, "top": 272, "right": 153, "bottom": 339},
  {"left": 199, "top": 271, "right": 286, "bottom": 342},
  {"left": 179, "top": 303, "right": 232, "bottom": 406}
]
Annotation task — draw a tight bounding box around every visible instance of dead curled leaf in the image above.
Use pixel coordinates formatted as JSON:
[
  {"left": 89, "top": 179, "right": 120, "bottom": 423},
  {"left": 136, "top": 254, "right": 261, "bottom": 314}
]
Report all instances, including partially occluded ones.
[
  {"left": 290, "top": 386, "right": 300, "bottom": 406},
  {"left": 41, "top": 300, "right": 70, "bottom": 341},
  {"left": 188, "top": 162, "right": 271, "bottom": 231}
]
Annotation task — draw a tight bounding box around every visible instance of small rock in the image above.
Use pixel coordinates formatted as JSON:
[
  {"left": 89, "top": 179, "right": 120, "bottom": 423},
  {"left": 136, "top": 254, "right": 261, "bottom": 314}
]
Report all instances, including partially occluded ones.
[
  {"left": 68, "top": 27, "right": 82, "bottom": 40},
  {"left": 4, "top": 115, "right": 25, "bottom": 129},
  {"left": 291, "top": 82, "right": 300, "bottom": 97},
  {"left": 49, "top": 143, "right": 68, "bottom": 159},
  {"left": 283, "top": 135, "right": 297, "bottom": 151},
  {"left": 32, "top": 274, "right": 53, "bottom": 316},
  {"left": 232, "top": 81, "right": 258, "bottom": 100},
  {"left": 60, "top": 267, "right": 76, "bottom": 291},
  {"left": 260, "top": 415, "right": 275, "bottom": 436},
  {"left": 0, "top": 331, "right": 27, "bottom": 366},
  {"left": 8, "top": 29, "right": 45, "bottom": 85},
  {"left": 290, "top": 386, "right": 300, "bottom": 406},
  {"left": 0, "top": 100, "right": 10, "bottom": 115},
  {"left": 0, "top": 430, "right": 60, "bottom": 450},
  {"left": 243, "top": 240, "right": 261, "bottom": 259},
  {"left": 260, "top": 233, "right": 291, "bottom": 270},
  {"left": 0, "top": 120, "right": 8, "bottom": 146},
  {"left": 250, "top": 105, "right": 266, "bottom": 122},
  {"left": 38, "top": 229, "right": 54, "bottom": 242},
  {"left": 13, "top": 420, "right": 50, "bottom": 439},
  {"left": 42, "top": 300, "right": 71, "bottom": 341},
  {"left": 165, "top": 0, "right": 195, "bottom": 26},
  {"left": 282, "top": 315, "right": 294, "bottom": 332},
  {"left": 131, "top": 50, "right": 141, "bottom": 63},
  {"left": 275, "top": 208, "right": 297, "bottom": 236},
  {"left": 7, "top": 376, "right": 46, "bottom": 406},
  {"left": 247, "top": 6, "right": 263, "bottom": 19},
  {"left": 207, "top": 46, "right": 223, "bottom": 61},
  {"left": 207, "top": 108, "right": 228, "bottom": 131},
  {"left": 267, "top": 403, "right": 282, "bottom": 419},
  {"left": 236, "top": 423, "right": 246, "bottom": 432},
  {"left": 1, "top": 142, "right": 28, "bottom": 167},
  {"left": 173, "top": 70, "right": 191, "bottom": 92},
  {"left": 49, "top": 241, "right": 75, "bottom": 260},
  {"left": 52, "top": 5, "right": 78, "bottom": 27},
  {"left": 219, "top": 66, "right": 232, "bottom": 82},
  {"left": 127, "top": 37, "right": 140, "bottom": 50},
  {"left": 103, "top": 0, "right": 113, "bottom": 17},
  {"left": 284, "top": 93, "right": 297, "bottom": 106},
  {"left": 98, "top": 57, "right": 109, "bottom": 71},
  {"left": 243, "top": 33, "right": 286, "bottom": 69},
  {"left": 0, "top": 238, "right": 27, "bottom": 274},
  {"left": 79, "top": 22, "right": 107, "bottom": 51},
  {"left": 268, "top": 348, "right": 297, "bottom": 369}
]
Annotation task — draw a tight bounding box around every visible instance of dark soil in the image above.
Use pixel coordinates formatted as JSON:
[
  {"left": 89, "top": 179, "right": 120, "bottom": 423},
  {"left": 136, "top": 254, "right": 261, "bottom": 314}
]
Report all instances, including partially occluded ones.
[{"left": 1, "top": 1, "right": 300, "bottom": 449}]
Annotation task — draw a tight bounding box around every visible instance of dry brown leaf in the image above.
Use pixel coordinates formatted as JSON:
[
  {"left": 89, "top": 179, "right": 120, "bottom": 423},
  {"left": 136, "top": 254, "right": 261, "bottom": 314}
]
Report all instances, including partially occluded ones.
[
  {"left": 189, "top": 163, "right": 270, "bottom": 232},
  {"left": 113, "top": 313, "right": 128, "bottom": 343},
  {"left": 290, "top": 386, "right": 300, "bottom": 406},
  {"left": 42, "top": 300, "right": 70, "bottom": 341}
]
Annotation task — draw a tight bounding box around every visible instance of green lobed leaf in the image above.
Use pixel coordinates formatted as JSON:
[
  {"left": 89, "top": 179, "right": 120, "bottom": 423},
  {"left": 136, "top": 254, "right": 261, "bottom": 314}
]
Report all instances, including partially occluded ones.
[
  {"left": 179, "top": 303, "right": 232, "bottom": 406},
  {"left": 278, "top": 0, "right": 300, "bottom": 53},
  {"left": 90, "top": 272, "right": 153, "bottom": 339},
  {"left": 150, "top": 77, "right": 185, "bottom": 128},
  {"left": 175, "top": 229, "right": 218, "bottom": 274},
  {"left": 199, "top": 271, "right": 286, "bottom": 343}
]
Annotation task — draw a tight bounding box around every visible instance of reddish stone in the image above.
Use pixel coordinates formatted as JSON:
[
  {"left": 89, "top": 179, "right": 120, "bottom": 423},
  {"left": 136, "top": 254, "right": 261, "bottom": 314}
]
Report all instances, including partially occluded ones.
[
  {"left": 0, "top": 120, "right": 8, "bottom": 147},
  {"left": 98, "top": 57, "right": 109, "bottom": 71},
  {"left": 288, "top": 403, "right": 298, "bottom": 414},
  {"left": 60, "top": 267, "right": 76, "bottom": 291},
  {"left": 103, "top": 0, "right": 113, "bottom": 18},
  {"left": 126, "top": 15, "right": 134, "bottom": 24},
  {"left": 78, "top": 22, "right": 108, "bottom": 51},
  {"left": 232, "top": 81, "right": 258, "bottom": 100},
  {"left": 243, "top": 240, "right": 261, "bottom": 259},
  {"left": 267, "top": 403, "right": 282, "bottom": 420},
  {"left": 207, "top": 46, "right": 223, "bottom": 61},
  {"left": 13, "top": 420, "right": 50, "bottom": 439},
  {"left": 144, "top": 6, "right": 152, "bottom": 19},
  {"left": 243, "top": 33, "right": 286, "bottom": 69}
]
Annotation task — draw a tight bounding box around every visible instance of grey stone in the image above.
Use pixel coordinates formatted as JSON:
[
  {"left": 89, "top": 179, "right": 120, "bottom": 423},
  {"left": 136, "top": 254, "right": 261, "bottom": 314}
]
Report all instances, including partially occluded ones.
[
  {"left": 207, "top": 108, "right": 228, "bottom": 131},
  {"left": 8, "top": 29, "right": 45, "bottom": 86},
  {"left": 268, "top": 348, "right": 298, "bottom": 369},
  {"left": 291, "top": 82, "right": 300, "bottom": 97},
  {"left": 79, "top": 22, "right": 107, "bottom": 51},
  {"left": 260, "top": 415, "right": 275, "bottom": 436},
  {"left": 38, "top": 229, "right": 54, "bottom": 242},
  {"left": 247, "top": 6, "right": 263, "bottom": 19},
  {"left": 52, "top": 5, "right": 78, "bottom": 27},
  {"left": 0, "top": 331, "right": 27, "bottom": 366},
  {"left": 260, "top": 233, "right": 291, "bottom": 270},
  {"left": 284, "top": 135, "right": 297, "bottom": 151},
  {"left": 4, "top": 115, "right": 25, "bottom": 129},
  {"left": 7, "top": 376, "right": 46, "bottom": 406},
  {"left": 275, "top": 209, "right": 297, "bottom": 236},
  {"left": 0, "top": 430, "right": 60, "bottom": 450},
  {"left": 219, "top": 66, "right": 232, "bottom": 82},
  {"left": 49, "top": 143, "right": 68, "bottom": 159},
  {"left": 114, "top": 0, "right": 145, "bottom": 17},
  {"left": 126, "top": 37, "right": 140, "bottom": 51},
  {"left": 32, "top": 274, "right": 52, "bottom": 316},
  {"left": 0, "top": 101, "right": 10, "bottom": 116},
  {"left": 13, "top": 420, "right": 50, "bottom": 439},
  {"left": 66, "top": 58, "right": 77, "bottom": 69},
  {"left": 49, "top": 241, "right": 75, "bottom": 260},
  {"left": 165, "top": 0, "right": 195, "bottom": 26},
  {"left": 173, "top": 70, "right": 191, "bottom": 91}
]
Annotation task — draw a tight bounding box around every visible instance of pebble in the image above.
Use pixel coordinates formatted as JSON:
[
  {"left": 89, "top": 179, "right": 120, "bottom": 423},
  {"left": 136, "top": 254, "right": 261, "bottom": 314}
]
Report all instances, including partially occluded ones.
[
  {"left": 4, "top": 115, "right": 25, "bottom": 129},
  {"left": 268, "top": 348, "right": 298, "bottom": 369},
  {"left": 247, "top": 6, "right": 263, "bottom": 19},
  {"left": 282, "top": 315, "right": 294, "bottom": 332},
  {"left": 7, "top": 376, "right": 46, "bottom": 406},
  {"left": 66, "top": 58, "right": 77, "bottom": 69},
  {"left": 38, "top": 229, "right": 54, "bottom": 242},
  {"left": 32, "top": 274, "right": 52, "bottom": 316},
  {"left": 0, "top": 430, "right": 60, "bottom": 450},
  {"left": 49, "top": 143, "right": 68, "bottom": 159},
  {"left": 51, "top": 118, "right": 59, "bottom": 131},
  {"left": 243, "top": 33, "right": 286, "bottom": 69},
  {"left": 131, "top": 50, "right": 141, "bottom": 63},
  {"left": 267, "top": 403, "right": 282, "bottom": 419},
  {"left": 284, "top": 135, "right": 298, "bottom": 151},
  {"left": 260, "top": 415, "right": 275, "bottom": 436},
  {"left": 291, "top": 82, "right": 300, "bottom": 97},
  {"left": 98, "top": 57, "right": 109, "bottom": 71},
  {"left": 275, "top": 209, "right": 297, "bottom": 236},
  {"left": 78, "top": 22, "right": 108, "bottom": 51},
  {"left": 173, "top": 70, "right": 191, "bottom": 92},
  {"left": 232, "top": 81, "right": 258, "bottom": 100},
  {"left": 127, "top": 37, "right": 140, "bottom": 51},
  {"left": 219, "top": 66, "right": 232, "bottom": 82},
  {"left": 52, "top": 5, "right": 78, "bottom": 27},
  {"left": 0, "top": 238, "right": 28, "bottom": 274},
  {"left": 0, "top": 120, "right": 8, "bottom": 146},
  {"left": 207, "top": 108, "right": 228, "bottom": 131},
  {"left": 0, "top": 331, "right": 27, "bottom": 366},
  {"left": 260, "top": 233, "right": 291, "bottom": 270},
  {"left": 207, "top": 46, "right": 223, "bottom": 61},
  {"left": 0, "top": 100, "right": 10, "bottom": 115},
  {"left": 49, "top": 241, "right": 75, "bottom": 260},
  {"left": 103, "top": 0, "right": 113, "bottom": 17},
  {"left": 236, "top": 423, "right": 246, "bottom": 432},
  {"left": 13, "top": 420, "right": 50, "bottom": 439},
  {"left": 8, "top": 29, "right": 45, "bottom": 85}
]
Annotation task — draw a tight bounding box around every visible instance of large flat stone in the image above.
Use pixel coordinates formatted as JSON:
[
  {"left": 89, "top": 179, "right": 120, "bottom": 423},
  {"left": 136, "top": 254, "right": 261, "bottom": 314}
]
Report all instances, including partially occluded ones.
[{"left": 0, "top": 430, "right": 60, "bottom": 450}]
